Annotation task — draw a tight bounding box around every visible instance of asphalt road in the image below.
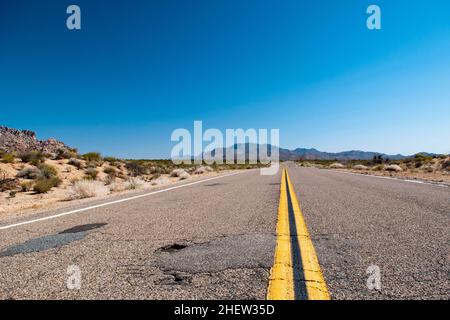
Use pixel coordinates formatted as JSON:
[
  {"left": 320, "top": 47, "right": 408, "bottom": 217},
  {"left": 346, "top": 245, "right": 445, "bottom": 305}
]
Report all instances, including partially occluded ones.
[{"left": 0, "top": 166, "right": 448, "bottom": 299}]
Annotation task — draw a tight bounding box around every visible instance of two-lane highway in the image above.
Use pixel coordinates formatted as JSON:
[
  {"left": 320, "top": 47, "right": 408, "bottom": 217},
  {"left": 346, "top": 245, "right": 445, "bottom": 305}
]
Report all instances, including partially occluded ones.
[{"left": 0, "top": 166, "right": 448, "bottom": 299}]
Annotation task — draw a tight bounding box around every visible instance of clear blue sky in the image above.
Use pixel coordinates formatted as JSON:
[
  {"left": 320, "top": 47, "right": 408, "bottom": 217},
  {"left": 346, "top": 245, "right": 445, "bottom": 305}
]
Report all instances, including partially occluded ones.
[{"left": 1, "top": 0, "right": 449, "bottom": 158}]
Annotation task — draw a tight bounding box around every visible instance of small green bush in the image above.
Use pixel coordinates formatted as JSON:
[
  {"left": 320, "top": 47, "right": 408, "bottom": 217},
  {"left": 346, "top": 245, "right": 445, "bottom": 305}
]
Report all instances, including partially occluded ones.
[
  {"left": 55, "top": 148, "right": 77, "bottom": 160},
  {"left": 2, "top": 153, "right": 15, "bottom": 163},
  {"left": 103, "top": 166, "right": 117, "bottom": 176},
  {"left": 33, "top": 179, "right": 53, "bottom": 193},
  {"left": 414, "top": 153, "right": 433, "bottom": 163},
  {"left": 85, "top": 167, "right": 99, "bottom": 180},
  {"left": 19, "top": 151, "right": 46, "bottom": 166},
  {"left": 68, "top": 158, "right": 83, "bottom": 169},
  {"left": 125, "top": 161, "right": 147, "bottom": 176},
  {"left": 20, "top": 181, "right": 34, "bottom": 192},
  {"left": 103, "top": 156, "right": 120, "bottom": 163},
  {"left": 16, "top": 167, "right": 40, "bottom": 179},
  {"left": 52, "top": 176, "right": 62, "bottom": 187},
  {"left": 86, "top": 160, "right": 102, "bottom": 168},
  {"left": 33, "top": 177, "right": 61, "bottom": 193},
  {"left": 37, "top": 164, "right": 58, "bottom": 179},
  {"left": 82, "top": 152, "right": 102, "bottom": 162}
]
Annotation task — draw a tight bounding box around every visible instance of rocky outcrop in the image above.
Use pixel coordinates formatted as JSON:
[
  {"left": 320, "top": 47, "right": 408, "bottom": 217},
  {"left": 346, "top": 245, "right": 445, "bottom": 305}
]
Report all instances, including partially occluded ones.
[{"left": 0, "top": 126, "right": 73, "bottom": 155}]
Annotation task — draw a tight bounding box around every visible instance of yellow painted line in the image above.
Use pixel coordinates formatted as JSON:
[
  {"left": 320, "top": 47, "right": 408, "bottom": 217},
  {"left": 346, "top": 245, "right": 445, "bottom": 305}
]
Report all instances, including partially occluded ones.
[
  {"left": 267, "top": 168, "right": 295, "bottom": 300},
  {"left": 285, "top": 169, "right": 330, "bottom": 300},
  {"left": 267, "top": 168, "right": 330, "bottom": 300}
]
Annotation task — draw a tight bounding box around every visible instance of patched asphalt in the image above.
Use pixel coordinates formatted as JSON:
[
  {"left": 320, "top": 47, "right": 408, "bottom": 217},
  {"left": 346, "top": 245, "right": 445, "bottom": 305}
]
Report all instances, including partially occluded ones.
[
  {"left": 155, "top": 234, "right": 275, "bottom": 273},
  {"left": 0, "top": 223, "right": 108, "bottom": 258},
  {"left": 0, "top": 233, "right": 87, "bottom": 258}
]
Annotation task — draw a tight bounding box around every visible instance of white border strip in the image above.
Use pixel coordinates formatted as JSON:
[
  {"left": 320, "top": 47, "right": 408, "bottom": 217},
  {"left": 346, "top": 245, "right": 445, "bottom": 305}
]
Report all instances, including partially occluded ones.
[
  {"left": 329, "top": 169, "right": 450, "bottom": 188},
  {"left": 0, "top": 171, "right": 246, "bottom": 231}
]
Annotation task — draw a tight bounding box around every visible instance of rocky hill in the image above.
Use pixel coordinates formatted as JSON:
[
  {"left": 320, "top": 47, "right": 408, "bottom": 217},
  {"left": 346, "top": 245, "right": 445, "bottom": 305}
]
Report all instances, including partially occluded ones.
[{"left": 0, "top": 126, "right": 74, "bottom": 156}]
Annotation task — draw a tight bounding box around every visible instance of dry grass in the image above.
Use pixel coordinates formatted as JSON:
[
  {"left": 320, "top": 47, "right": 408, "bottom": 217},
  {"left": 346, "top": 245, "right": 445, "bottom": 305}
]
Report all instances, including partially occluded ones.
[
  {"left": 385, "top": 164, "right": 403, "bottom": 172},
  {"left": 68, "top": 180, "right": 109, "bottom": 199},
  {"left": 151, "top": 176, "right": 171, "bottom": 186},
  {"left": 193, "top": 166, "right": 213, "bottom": 174},
  {"left": 124, "top": 177, "right": 146, "bottom": 190},
  {"left": 170, "top": 169, "right": 191, "bottom": 179},
  {"left": 298, "top": 155, "right": 450, "bottom": 185}
]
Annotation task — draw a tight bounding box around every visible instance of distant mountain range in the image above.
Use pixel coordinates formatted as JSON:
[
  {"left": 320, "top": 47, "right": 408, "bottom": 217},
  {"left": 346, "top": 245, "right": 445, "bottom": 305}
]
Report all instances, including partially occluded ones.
[
  {"left": 278, "top": 147, "right": 408, "bottom": 161},
  {"left": 203, "top": 144, "right": 439, "bottom": 161}
]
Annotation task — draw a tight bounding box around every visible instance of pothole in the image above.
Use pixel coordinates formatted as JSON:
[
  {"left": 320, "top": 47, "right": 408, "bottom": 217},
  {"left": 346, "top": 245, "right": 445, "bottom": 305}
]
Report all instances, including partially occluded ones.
[
  {"left": 158, "top": 243, "right": 188, "bottom": 253},
  {"left": 59, "top": 223, "right": 107, "bottom": 234},
  {"left": 155, "top": 234, "right": 276, "bottom": 274}
]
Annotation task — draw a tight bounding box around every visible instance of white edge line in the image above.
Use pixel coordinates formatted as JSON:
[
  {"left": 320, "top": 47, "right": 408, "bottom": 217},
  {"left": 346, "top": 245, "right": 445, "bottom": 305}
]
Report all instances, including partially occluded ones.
[
  {"left": 328, "top": 169, "right": 450, "bottom": 188},
  {"left": 0, "top": 171, "right": 247, "bottom": 231}
]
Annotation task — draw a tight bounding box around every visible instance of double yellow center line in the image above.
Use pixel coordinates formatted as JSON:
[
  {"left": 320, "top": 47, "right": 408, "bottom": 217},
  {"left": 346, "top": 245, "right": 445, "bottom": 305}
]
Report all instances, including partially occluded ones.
[{"left": 267, "top": 168, "right": 330, "bottom": 300}]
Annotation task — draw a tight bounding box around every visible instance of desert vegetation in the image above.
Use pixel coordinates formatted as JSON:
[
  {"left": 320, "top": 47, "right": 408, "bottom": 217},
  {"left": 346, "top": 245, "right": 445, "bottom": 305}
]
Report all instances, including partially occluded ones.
[
  {"left": 0, "top": 148, "right": 264, "bottom": 217},
  {"left": 297, "top": 153, "right": 450, "bottom": 184}
]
